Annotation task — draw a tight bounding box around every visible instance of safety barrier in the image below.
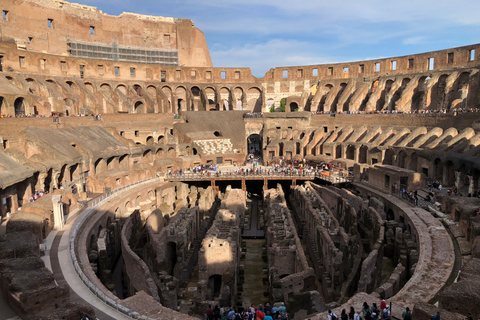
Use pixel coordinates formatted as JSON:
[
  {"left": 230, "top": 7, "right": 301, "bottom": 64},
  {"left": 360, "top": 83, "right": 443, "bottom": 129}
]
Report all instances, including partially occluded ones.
[{"left": 69, "top": 177, "right": 160, "bottom": 319}]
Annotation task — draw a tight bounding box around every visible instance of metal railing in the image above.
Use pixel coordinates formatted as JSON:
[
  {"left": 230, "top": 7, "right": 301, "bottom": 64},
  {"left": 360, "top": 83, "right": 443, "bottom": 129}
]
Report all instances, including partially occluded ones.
[
  {"left": 165, "top": 170, "right": 353, "bottom": 184},
  {"left": 69, "top": 177, "right": 160, "bottom": 319}
]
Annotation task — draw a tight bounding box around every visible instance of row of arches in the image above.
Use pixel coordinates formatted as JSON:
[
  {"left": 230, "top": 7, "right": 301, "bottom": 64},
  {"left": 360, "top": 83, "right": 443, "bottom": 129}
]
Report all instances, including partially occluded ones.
[
  {"left": 306, "top": 71, "right": 473, "bottom": 113},
  {"left": 0, "top": 95, "right": 27, "bottom": 116}
]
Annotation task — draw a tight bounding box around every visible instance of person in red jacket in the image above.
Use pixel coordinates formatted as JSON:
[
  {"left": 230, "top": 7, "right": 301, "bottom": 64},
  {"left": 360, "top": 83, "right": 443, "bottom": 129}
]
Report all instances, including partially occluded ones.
[{"left": 256, "top": 304, "right": 265, "bottom": 320}]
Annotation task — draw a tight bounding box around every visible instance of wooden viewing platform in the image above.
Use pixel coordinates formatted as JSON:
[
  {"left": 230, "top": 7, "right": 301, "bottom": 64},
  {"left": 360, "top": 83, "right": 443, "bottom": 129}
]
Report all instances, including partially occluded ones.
[{"left": 164, "top": 171, "right": 352, "bottom": 191}]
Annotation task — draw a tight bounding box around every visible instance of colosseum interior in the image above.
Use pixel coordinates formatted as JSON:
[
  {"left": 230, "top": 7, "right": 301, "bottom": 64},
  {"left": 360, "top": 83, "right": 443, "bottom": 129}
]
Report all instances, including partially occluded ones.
[{"left": 0, "top": 0, "right": 480, "bottom": 319}]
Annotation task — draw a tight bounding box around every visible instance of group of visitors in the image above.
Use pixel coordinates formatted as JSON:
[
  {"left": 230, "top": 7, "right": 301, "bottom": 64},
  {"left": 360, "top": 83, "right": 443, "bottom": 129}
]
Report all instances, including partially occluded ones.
[
  {"left": 29, "top": 190, "right": 45, "bottom": 202},
  {"left": 243, "top": 113, "right": 263, "bottom": 118},
  {"left": 328, "top": 300, "right": 396, "bottom": 320},
  {"left": 205, "top": 303, "right": 287, "bottom": 320}
]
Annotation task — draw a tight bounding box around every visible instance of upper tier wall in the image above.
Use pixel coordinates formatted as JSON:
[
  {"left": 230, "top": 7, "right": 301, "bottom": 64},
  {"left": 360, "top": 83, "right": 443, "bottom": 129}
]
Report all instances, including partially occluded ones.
[
  {"left": 0, "top": 0, "right": 212, "bottom": 67},
  {"left": 264, "top": 44, "right": 480, "bottom": 81}
]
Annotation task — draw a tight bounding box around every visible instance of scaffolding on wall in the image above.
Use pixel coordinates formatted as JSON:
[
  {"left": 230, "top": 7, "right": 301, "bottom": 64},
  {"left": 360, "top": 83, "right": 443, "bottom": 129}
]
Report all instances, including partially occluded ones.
[{"left": 67, "top": 40, "right": 179, "bottom": 66}]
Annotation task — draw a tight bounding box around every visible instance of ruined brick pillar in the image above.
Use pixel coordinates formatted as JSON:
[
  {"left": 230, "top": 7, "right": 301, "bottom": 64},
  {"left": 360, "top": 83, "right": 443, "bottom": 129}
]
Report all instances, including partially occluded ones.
[
  {"left": 354, "top": 147, "right": 360, "bottom": 163},
  {"left": 467, "top": 175, "right": 475, "bottom": 196},
  {"left": 52, "top": 194, "right": 64, "bottom": 230},
  {"left": 454, "top": 171, "right": 463, "bottom": 190}
]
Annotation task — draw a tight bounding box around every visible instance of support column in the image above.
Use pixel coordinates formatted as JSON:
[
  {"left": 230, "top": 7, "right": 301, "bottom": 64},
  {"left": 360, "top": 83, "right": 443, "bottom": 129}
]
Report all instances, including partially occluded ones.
[
  {"left": 242, "top": 179, "right": 246, "bottom": 192},
  {"left": 263, "top": 178, "right": 268, "bottom": 190},
  {"left": 467, "top": 175, "right": 475, "bottom": 196},
  {"left": 455, "top": 171, "right": 463, "bottom": 190},
  {"left": 52, "top": 195, "right": 64, "bottom": 230},
  {"left": 442, "top": 164, "right": 449, "bottom": 185},
  {"left": 354, "top": 147, "right": 360, "bottom": 163}
]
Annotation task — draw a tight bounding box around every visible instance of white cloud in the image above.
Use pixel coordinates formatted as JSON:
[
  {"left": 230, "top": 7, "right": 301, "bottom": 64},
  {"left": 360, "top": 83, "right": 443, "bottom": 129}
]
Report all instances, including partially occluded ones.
[
  {"left": 73, "top": 0, "right": 480, "bottom": 77},
  {"left": 211, "top": 39, "right": 338, "bottom": 77}
]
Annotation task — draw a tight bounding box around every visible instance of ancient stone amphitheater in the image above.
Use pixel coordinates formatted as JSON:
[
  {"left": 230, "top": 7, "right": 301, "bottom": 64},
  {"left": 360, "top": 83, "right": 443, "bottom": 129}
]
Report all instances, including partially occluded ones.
[{"left": 0, "top": 1, "right": 479, "bottom": 319}]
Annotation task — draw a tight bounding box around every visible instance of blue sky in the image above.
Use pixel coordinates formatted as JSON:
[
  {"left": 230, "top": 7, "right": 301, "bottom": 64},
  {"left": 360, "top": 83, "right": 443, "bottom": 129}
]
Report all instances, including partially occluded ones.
[{"left": 81, "top": 0, "right": 480, "bottom": 77}]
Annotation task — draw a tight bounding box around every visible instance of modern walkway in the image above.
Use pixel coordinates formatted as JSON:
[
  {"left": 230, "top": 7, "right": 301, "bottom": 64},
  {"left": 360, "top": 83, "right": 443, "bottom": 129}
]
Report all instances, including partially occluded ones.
[
  {"left": 243, "top": 197, "right": 265, "bottom": 239},
  {"left": 353, "top": 183, "right": 455, "bottom": 311},
  {"left": 50, "top": 210, "right": 130, "bottom": 320}
]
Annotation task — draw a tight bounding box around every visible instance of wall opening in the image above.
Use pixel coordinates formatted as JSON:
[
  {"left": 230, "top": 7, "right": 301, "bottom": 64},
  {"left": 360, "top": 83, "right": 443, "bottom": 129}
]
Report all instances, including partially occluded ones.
[
  {"left": 208, "top": 275, "right": 222, "bottom": 300},
  {"left": 14, "top": 97, "right": 25, "bottom": 116},
  {"left": 428, "top": 58, "right": 435, "bottom": 70}
]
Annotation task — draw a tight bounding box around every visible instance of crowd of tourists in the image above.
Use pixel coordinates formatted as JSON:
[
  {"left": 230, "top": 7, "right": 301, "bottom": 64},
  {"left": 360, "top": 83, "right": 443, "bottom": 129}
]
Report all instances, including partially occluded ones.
[
  {"left": 243, "top": 113, "right": 264, "bottom": 118},
  {"left": 166, "top": 159, "right": 336, "bottom": 178},
  {"left": 28, "top": 190, "right": 45, "bottom": 202},
  {"left": 328, "top": 300, "right": 405, "bottom": 320},
  {"left": 312, "top": 107, "right": 480, "bottom": 115},
  {"left": 205, "top": 303, "right": 288, "bottom": 320}
]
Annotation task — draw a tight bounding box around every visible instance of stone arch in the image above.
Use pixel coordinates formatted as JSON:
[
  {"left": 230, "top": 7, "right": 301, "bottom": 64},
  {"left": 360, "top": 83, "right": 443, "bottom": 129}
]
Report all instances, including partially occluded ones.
[
  {"left": 133, "top": 84, "right": 143, "bottom": 96},
  {"left": 146, "top": 136, "right": 154, "bottom": 146},
  {"left": 161, "top": 86, "right": 173, "bottom": 113},
  {"left": 119, "top": 154, "right": 128, "bottom": 169},
  {"left": 84, "top": 82, "right": 94, "bottom": 94},
  {"left": 359, "top": 146, "right": 368, "bottom": 163},
  {"left": 175, "top": 86, "right": 187, "bottom": 113},
  {"left": 167, "top": 147, "right": 176, "bottom": 158},
  {"left": 289, "top": 102, "right": 298, "bottom": 112},
  {"left": 377, "top": 79, "right": 394, "bottom": 111},
  {"left": 14, "top": 97, "right": 26, "bottom": 116},
  {"left": 247, "top": 87, "right": 262, "bottom": 113},
  {"left": 389, "top": 78, "right": 410, "bottom": 111},
  {"left": 383, "top": 149, "right": 394, "bottom": 165},
  {"left": 114, "top": 84, "right": 127, "bottom": 96},
  {"left": 156, "top": 148, "right": 164, "bottom": 159},
  {"left": 147, "top": 85, "right": 157, "bottom": 97},
  {"left": 204, "top": 87, "right": 216, "bottom": 110},
  {"left": 95, "top": 158, "right": 105, "bottom": 175},
  {"left": 335, "top": 145, "right": 342, "bottom": 159},
  {"left": 234, "top": 87, "right": 243, "bottom": 110},
  {"left": 411, "top": 76, "right": 429, "bottom": 111},
  {"left": 331, "top": 83, "right": 347, "bottom": 112},
  {"left": 106, "top": 156, "right": 116, "bottom": 171},
  {"left": 134, "top": 101, "right": 144, "bottom": 113},
  {"left": 248, "top": 134, "right": 262, "bottom": 156},
  {"left": 397, "top": 150, "right": 407, "bottom": 168},
  {"left": 318, "top": 84, "right": 333, "bottom": 112},
  {"left": 143, "top": 149, "right": 152, "bottom": 162},
  {"left": 429, "top": 74, "right": 449, "bottom": 110},
  {"left": 191, "top": 86, "right": 201, "bottom": 97},
  {"left": 219, "top": 87, "right": 231, "bottom": 110},
  {"left": 158, "top": 135, "right": 165, "bottom": 144},
  {"left": 346, "top": 145, "right": 355, "bottom": 160},
  {"left": 100, "top": 83, "right": 112, "bottom": 93},
  {"left": 447, "top": 71, "right": 470, "bottom": 110}
]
